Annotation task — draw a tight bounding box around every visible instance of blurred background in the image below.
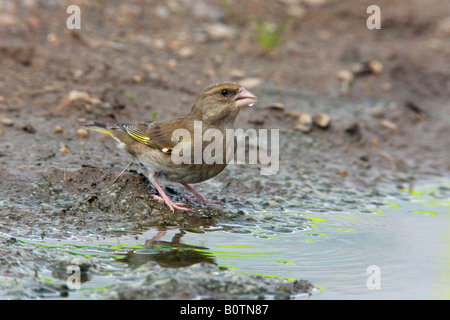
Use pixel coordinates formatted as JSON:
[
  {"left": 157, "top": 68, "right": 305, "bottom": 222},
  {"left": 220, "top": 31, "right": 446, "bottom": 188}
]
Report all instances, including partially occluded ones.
[
  {"left": 1, "top": 0, "right": 449, "bottom": 113},
  {"left": 1, "top": 0, "right": 449, "bottom": 175}
]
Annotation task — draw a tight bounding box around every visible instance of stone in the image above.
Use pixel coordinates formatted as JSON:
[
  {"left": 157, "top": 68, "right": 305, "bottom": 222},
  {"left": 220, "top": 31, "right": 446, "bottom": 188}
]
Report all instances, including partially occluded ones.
[
  {"left": 205, "top": 23, "right": 236, "bottom": 40},
  {"left": 0, "top": 117, "right": 14, "bottom": 126},
  {"left": 295, "top": 113, "right": 313, "bottom": 132},
  {"left": 76, "top": 128, "right": 90, "bottom": 138},
  {"left": 313, "top": 112, "right": 331, "bottom": 129}
]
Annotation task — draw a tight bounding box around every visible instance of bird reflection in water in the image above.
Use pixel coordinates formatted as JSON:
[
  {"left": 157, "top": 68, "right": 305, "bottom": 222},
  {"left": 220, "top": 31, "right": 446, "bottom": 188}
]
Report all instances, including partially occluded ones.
[{"left": 118, "top": 230, "right": 216, "bottom": 268}]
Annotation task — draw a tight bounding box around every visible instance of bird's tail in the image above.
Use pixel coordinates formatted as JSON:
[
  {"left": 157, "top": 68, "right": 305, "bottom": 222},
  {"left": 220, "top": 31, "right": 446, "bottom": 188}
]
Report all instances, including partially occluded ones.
[{"left": 83, "top": 122, "right": 120, "bottom": 141}]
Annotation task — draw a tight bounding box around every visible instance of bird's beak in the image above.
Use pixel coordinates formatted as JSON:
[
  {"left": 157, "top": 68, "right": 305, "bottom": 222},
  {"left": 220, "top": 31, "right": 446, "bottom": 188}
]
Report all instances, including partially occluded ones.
[{"left": 234, "top": 87, "right": 257, "bottom": 108}]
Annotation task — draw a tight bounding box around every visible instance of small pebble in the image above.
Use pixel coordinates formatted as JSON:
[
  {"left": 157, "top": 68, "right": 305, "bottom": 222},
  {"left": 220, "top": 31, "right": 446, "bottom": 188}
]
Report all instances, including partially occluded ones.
[
  {"left": 205, "top": 23, "right": 236, "bottom": 40},
  {"left": 372, "top": 138, "right": 379, "bottom": 146},
  {"left": 177, "top": 47, "right": 194, "bottom": 58},
  {"left": 287, "top": 4, "right": 306, "bottom": 19},
  {"left": 370, "top": 106, "right": 384, "bottom": 118},
  {"left": 368, "top": 60, "right": 383, "bottom": 74},
  {"left": 67, "top": 90, "right": 90, "bottom": 102},
  {"left": 53, "top": 125, "right": 63, "bottom": 134},
  {"left": 60, "top": 145, "right": 70, "bottom": 153},
  {"left": 273, "top": 196, "right": 286, "bottom": 203},
  {"left": 313, "top": 112, "right": 331, "bottom": 129},
  {"left": 295, "top": 113, "right": 313, "bottom": 132},
  {"left": 167, "top": 59, "right": 177, "bottom": 68},
  {"left": 76, "top": 128, "right": 90, "bottom": 138},
  {"left": 264, "top": 103, "right": 286, "bottom": 111},
  {"left": 345, "top": 123, "right": 362, "bottom": 140},
  {"left": 22, "top": 124, "right": 36, "bottom": 133},
  {"left": 47, "top": 33, "right": 59, "bottom": 46},
  {"left": 379, "top": 119, "right": 398, "bottom": 132},
  {"left": 1, "top": 117, "right": 14, "bottom": 126},
  {"left": 266, "top": 199, "right": 279, "bottom": 207},
  {"left": 351, "top": 60, "right": 383, "bottom": 76},
  {"left": 133, "top": 74, "right": 143, "bottom": 82}
]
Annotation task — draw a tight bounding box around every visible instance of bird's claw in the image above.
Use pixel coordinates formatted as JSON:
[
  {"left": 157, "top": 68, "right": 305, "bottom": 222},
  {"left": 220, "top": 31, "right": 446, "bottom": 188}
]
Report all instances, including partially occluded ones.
[{"left": 152, "top": 194, "right": 191, "bottom": 212}]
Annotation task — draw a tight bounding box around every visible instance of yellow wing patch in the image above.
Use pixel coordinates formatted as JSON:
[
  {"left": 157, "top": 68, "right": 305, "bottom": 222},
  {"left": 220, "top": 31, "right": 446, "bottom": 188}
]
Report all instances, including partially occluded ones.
[
  {"left": 125, "top": 128, "right": 152, "bottom": 145},
  {"left": 120, "top": 124, "right": 172, "bottom": 153}
]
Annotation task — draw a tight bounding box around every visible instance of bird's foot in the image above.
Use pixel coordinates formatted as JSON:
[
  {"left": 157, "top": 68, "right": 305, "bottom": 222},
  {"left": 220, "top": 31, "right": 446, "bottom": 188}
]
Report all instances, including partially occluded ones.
[
  {"left": 151, "top": 194, "right": 191, "bottom": 212},
  {"left": 181, "top": 183, "right": 223, "bottom": 205}
]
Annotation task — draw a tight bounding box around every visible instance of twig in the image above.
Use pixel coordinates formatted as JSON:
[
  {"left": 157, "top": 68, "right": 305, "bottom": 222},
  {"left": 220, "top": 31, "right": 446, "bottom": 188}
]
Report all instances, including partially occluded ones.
[{"left": 112, "top": 162, "right": 133, "bottom": 185}]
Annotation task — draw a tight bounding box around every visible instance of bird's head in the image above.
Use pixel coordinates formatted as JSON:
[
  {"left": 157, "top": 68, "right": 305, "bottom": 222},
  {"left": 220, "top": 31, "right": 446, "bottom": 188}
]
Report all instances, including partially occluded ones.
[{"left": 190, "top": 82, "right": 257, "bottom": 126}]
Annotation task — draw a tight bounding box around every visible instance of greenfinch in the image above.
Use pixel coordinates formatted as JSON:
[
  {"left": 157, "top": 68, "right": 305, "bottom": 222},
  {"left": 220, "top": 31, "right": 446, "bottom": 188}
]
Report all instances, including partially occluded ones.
[{"left": 83, "top": 82, "right": 257, "bottom": 212}]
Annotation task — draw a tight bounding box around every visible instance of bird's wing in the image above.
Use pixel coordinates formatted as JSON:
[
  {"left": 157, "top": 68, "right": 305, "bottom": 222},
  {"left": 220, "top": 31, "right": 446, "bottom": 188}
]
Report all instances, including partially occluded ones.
[{"left": 117, "top": 122, "right": 178, "bottom": 154}]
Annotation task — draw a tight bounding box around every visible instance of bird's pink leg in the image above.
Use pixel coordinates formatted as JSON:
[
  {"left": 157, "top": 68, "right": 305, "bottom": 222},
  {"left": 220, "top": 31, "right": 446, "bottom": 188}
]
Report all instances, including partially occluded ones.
[
  {"left": 182, "top": 183, "right": 222, "bottom": 205},
  {"left": 150, "top": 180, "right": 191, "bottom": 212},
  {"left": 144, "top": 231, "right": 167, "bottom": 247}
]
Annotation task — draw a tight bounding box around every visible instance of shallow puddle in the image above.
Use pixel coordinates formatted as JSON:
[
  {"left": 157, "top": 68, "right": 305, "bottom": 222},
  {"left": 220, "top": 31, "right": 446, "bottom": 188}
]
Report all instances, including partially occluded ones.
[{"left": 1, "top": 177, "right": 448, "bottom": 299}]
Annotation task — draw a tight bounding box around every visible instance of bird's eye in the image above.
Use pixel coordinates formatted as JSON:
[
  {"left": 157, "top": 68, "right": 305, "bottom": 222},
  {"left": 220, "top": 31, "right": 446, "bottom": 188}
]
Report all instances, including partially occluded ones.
[{"left": 220, "top": 89, "right": 229, "bottom": 96}]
